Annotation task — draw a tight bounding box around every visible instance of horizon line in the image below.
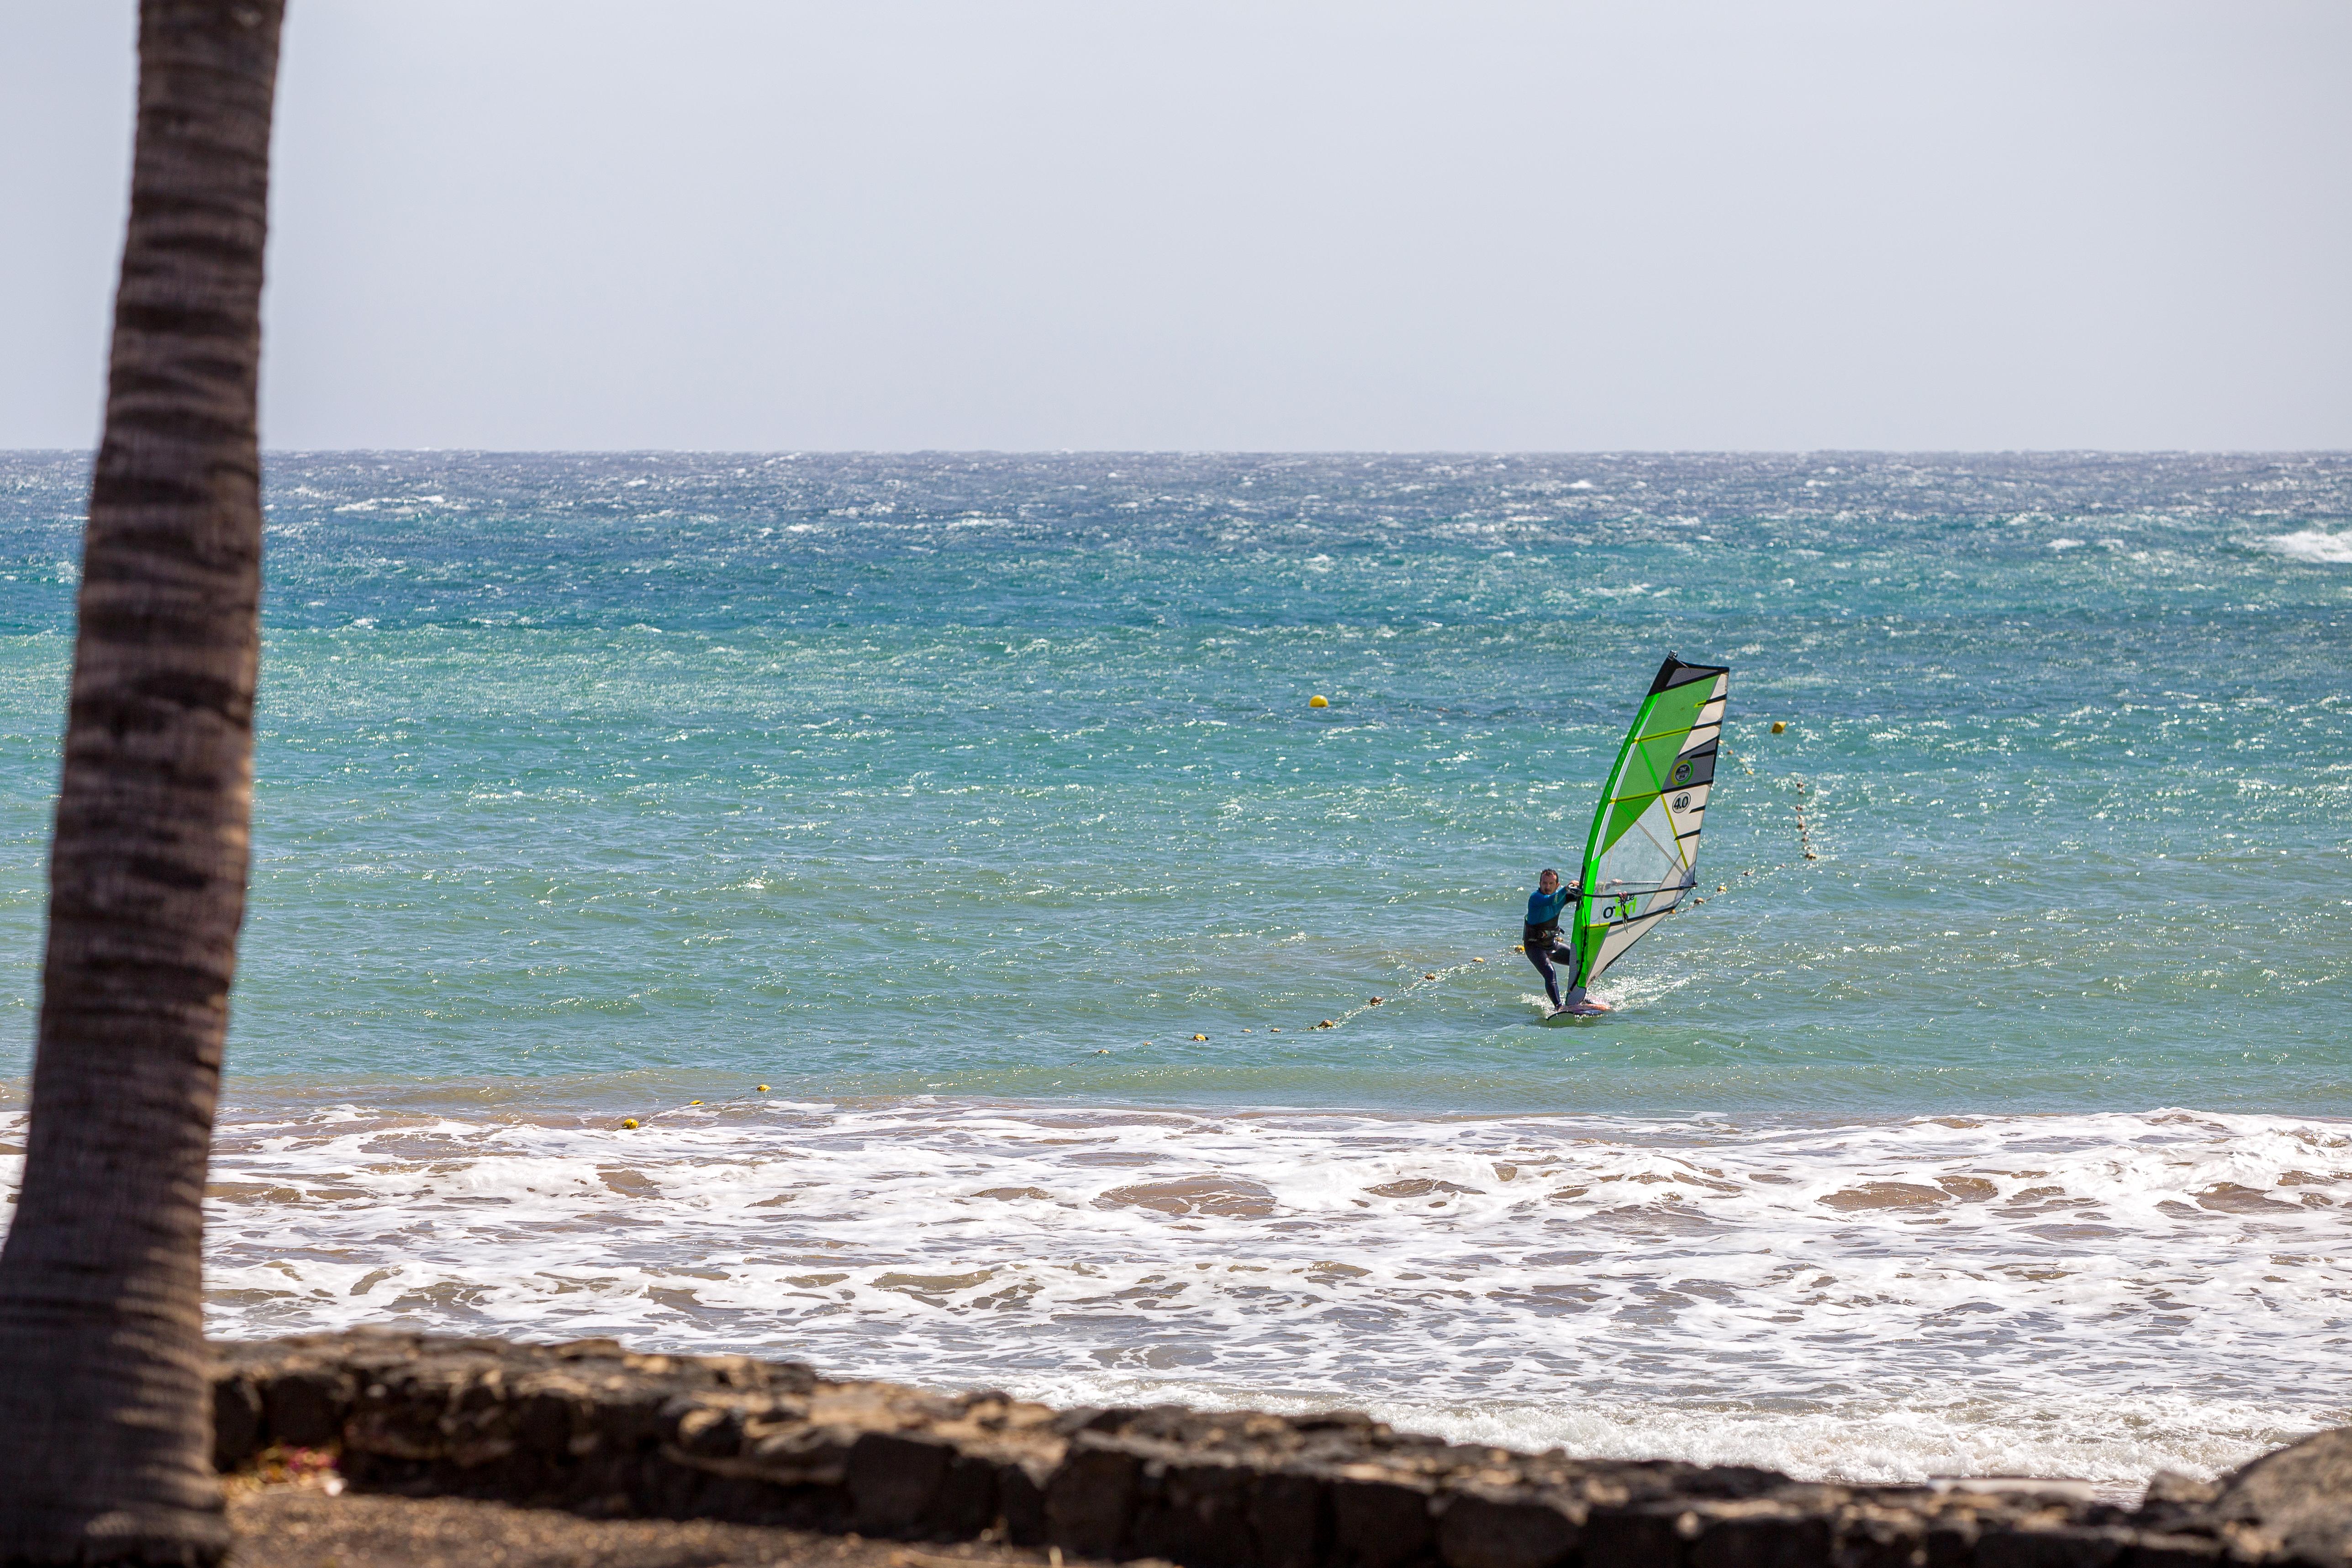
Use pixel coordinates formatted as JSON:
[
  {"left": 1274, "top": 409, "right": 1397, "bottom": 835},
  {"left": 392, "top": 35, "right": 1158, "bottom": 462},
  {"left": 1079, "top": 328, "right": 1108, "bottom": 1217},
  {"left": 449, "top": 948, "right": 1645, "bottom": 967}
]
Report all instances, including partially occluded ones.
[{"left": 5, "top": 446, "right": 2352, "bottom": 460}]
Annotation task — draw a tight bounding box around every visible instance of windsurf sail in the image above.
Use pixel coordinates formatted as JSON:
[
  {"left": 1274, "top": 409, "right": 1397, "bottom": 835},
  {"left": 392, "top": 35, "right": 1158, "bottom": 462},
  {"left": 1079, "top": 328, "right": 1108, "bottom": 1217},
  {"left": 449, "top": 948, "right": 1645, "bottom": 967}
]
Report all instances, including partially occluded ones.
[{"left": 1565, "top": 654, "right": 1730, "bottom": 1004}]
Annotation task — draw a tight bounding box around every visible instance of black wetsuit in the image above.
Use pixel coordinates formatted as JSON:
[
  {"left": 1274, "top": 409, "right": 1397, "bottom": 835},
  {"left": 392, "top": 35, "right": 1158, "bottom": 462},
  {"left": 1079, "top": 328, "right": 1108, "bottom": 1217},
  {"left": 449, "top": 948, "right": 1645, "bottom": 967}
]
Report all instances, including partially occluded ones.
[{"left": 1522, "top": 885, "right": 1578, "bottom": 1010}]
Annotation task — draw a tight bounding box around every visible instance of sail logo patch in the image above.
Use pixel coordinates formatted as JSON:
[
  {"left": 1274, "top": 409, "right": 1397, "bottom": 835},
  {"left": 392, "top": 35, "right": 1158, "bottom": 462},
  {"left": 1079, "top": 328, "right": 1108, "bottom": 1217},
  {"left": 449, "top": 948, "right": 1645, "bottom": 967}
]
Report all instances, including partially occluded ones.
[
  {"left": 1673, "top": 792, "right": 1691, "bottom": 811},
  {"left": 1672, "top": 761, "right": 1694, "bottom": 785}
]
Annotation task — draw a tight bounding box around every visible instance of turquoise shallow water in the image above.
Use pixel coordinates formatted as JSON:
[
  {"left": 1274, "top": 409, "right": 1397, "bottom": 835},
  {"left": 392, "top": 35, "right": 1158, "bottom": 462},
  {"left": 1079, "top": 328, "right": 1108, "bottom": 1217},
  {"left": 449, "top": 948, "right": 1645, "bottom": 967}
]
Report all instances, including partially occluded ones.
[
  {"left": 5, "top": 450, "right": 2346, "bottom": 1110},
  {"left": 0, "top": 451, "right": 2348, "bottom": 1484}
]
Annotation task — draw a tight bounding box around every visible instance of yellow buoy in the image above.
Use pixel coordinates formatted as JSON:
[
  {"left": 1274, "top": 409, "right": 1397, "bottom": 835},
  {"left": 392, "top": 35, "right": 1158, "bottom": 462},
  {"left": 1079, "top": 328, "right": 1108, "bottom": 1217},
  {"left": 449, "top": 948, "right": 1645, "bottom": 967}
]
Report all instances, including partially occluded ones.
[
  {"left": 756, "top": 1084, "right": 769, "bottom": 1093},
  {"left": 1771, "top": 720, "right": 1788, "bottom": 734},
  {"left": 1192, "top": 1033, "right": 1208, "bottom": 1041},
  {"left": 621, "top": 1118, "right": 639, "bottom": 1130},
  {"left": 1309, "top": 694, "right": 1329, "bottom": 708}
]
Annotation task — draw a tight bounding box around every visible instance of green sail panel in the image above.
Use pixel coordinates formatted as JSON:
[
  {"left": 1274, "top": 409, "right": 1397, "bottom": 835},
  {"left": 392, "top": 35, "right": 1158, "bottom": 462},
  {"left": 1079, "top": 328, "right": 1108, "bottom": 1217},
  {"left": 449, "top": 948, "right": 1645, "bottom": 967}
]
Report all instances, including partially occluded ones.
[{"left": 1569, "top": 654, "right": 1730, "bottom": 998}]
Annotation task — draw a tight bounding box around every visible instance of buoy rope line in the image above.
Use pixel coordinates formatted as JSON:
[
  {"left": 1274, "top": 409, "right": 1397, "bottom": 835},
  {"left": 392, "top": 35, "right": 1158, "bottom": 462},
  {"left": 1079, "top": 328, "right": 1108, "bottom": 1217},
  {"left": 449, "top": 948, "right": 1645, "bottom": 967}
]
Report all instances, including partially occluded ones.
[
  {"left": 1303, "top": 950, "right": 1503, "bottom": 1031},
  {"left": 616, "top": 1087, "right": 769, "bottom": 1132},
  {"left": 616, "top": 740, "right": 1825, "bottom": 1120},
  {"left": 1791, "top": 776, "right": 1822, "bottom": 861},
  {"left": 1685, "top": 746, "right": 1823, "bottom": 913}
]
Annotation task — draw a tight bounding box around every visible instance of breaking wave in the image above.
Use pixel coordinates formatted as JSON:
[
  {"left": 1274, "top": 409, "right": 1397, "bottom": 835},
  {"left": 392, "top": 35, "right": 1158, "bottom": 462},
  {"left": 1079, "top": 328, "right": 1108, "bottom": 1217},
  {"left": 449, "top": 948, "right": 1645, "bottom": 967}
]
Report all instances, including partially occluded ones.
[
  {"left": 11, "top": 1097, "right": 2334, "bottom": 1489},
  {"left": 2252, "top": 529, "right": 2352, "bottom": 564}
]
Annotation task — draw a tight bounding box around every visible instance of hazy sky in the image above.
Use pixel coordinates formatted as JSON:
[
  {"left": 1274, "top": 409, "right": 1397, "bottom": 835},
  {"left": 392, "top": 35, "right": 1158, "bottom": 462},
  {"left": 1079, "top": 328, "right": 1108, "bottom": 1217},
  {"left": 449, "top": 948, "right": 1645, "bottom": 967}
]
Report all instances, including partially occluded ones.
[{"left": 5, "top": 1, "right": 2348, "bottom": 451}]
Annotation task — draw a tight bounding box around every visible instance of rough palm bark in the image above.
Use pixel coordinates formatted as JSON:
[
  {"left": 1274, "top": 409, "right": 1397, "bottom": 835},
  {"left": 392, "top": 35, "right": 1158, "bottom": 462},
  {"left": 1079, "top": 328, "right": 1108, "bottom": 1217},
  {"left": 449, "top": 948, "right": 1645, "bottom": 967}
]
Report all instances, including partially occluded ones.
[{"left": 0, "top": 3, "right": 284, "bottom": 1563}]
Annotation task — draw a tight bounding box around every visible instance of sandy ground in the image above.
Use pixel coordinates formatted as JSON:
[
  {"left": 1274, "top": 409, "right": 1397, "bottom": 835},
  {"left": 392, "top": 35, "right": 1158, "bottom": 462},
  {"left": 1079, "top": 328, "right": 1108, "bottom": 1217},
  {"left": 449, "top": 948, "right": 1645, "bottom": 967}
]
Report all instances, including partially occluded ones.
[{"left": 228, "top": 1488, "right": 1107, "bottom": 1568}]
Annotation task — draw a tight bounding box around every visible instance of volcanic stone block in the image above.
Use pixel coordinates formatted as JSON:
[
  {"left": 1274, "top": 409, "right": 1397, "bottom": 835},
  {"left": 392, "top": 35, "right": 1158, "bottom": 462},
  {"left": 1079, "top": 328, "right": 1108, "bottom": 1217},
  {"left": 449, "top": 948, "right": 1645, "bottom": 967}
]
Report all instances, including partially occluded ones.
[
  {"left": 1832, "top": 1512, "right": 1929, "bottom": 1568},
  {"left": 933, "top": 1452, "right": 1002, "bottom": 1537},
  {"left": 214, "top": 1373, "right": 264, "bottom": 1471},
  {"left": 1688, "top": 1510, "right": 1832, "bottom": 1568},
  {"left": 515, "top": 1387, "right": 591, "bottom": 1464},
  {"left": 849, "top": 1431, "right": 954, "bottom": 1535},
  {"left": 262, "top": 1365, "right": 355, "bottom": 1448},
  {"left": 1923, "top": 1521, "right": 1978, "bottom": 1568},
  {"left": 1128, "top": 1456, "right": 1255, "bottom": 1568},
  {"left": 2204, "top": 1426, "right": 2352, "bottom": 1567},
  {"left": 673, "top": 1404, "right": 746, "bottom": 1461},
  {"left": 999, "top": 1457, "right": 1051, "bottom": 1544},
  {"left": 2115, "top": 1535, "right": 2229, "bottom": 1567},
  {"left": 743, "top": 1424, "right": 857, "bottom": 1488},
  {"left": 1048, "top": 1437, "right": 1143, "bottom": 1559},
  {"left": 1247, "top": 1468, "right": 1331, "bottom": 1568},
  {"left": 1583, "top": 1504, "right": 1693, "bottom": 1568},
  {"left": 1434, "top": 1489, "right": 1579, "bottom": 1568},
  {"left": 1973, "top": 1525, "right": 2133, "bottom": 1568},
  {"left": 1329, "top": 1473, "right": 1439, "bottom": 1568}
]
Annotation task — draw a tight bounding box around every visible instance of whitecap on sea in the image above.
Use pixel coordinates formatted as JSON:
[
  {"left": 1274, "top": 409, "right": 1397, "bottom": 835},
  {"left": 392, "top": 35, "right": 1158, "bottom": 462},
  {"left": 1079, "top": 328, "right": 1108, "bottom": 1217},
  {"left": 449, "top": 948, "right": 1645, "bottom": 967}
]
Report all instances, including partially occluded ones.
[{"left": 2252, "top": 529, "right": 2352, "bottom": 564}]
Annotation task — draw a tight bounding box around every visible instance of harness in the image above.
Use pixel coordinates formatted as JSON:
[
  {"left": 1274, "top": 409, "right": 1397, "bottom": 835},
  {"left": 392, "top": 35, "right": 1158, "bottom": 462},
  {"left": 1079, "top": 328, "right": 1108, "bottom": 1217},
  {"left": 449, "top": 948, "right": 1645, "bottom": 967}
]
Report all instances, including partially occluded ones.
[{"left": 1524, "top": 884, "right": 1578, "bottom": 952}]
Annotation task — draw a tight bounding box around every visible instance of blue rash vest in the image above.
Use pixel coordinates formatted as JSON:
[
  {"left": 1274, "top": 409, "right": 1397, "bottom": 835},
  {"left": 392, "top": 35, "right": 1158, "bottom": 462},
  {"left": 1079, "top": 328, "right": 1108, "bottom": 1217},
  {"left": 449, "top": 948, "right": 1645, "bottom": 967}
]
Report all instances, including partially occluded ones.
[{"left": 1524, "top": 885, "right": 1572, "bottom": 929}]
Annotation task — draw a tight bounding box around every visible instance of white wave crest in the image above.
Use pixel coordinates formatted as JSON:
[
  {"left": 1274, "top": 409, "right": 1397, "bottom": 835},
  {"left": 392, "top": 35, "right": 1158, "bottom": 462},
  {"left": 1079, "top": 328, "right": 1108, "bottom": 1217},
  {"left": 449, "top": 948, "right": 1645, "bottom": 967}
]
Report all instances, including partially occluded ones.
[{"left": 2252, "top": 530, "right": 2352, "bottom": 564}]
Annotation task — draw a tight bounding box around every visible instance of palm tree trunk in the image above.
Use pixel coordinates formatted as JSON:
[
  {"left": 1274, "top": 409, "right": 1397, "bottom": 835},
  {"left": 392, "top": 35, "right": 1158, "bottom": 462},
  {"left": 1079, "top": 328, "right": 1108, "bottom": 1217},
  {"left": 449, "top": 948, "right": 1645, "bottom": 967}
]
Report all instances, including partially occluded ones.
[{"left": 0, "top": 2, "right": 283, "bottom": 1562}]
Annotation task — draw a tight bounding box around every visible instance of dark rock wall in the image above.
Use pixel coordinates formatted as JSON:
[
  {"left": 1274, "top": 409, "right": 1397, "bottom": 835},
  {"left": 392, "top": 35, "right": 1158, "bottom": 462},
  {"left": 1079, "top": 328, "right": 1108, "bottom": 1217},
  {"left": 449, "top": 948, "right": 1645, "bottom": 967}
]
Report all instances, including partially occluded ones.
[{"left": 211, "top": 1333, "right": 2345, "bottom": 1568}]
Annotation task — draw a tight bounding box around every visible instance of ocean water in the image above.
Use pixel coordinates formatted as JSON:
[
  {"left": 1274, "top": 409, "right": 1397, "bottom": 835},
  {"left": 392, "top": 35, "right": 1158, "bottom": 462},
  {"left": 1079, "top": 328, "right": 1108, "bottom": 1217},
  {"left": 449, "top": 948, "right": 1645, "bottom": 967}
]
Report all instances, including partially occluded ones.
[{"left": 1, "top": 450, "right": 2348, "bottom": 1488}]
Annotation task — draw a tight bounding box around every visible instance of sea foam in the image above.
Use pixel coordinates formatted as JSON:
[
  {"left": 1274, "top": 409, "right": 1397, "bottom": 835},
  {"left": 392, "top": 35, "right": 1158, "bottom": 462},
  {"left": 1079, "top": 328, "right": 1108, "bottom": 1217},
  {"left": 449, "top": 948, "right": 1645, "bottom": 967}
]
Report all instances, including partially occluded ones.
[
  {"left": 15, "top": 1098, "right": 2330, "bottom": 1489},
  {"left": 2253, "top": 529, "right": 2352, "bottom": 564}
]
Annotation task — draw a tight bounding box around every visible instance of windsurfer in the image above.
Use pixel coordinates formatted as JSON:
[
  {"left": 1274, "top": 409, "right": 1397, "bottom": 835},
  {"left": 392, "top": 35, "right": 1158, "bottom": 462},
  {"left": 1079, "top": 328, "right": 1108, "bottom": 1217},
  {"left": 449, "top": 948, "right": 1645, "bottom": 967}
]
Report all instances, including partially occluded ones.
[{"left": 1523, "top": 869, "right": 1608, "bottom": 1014}]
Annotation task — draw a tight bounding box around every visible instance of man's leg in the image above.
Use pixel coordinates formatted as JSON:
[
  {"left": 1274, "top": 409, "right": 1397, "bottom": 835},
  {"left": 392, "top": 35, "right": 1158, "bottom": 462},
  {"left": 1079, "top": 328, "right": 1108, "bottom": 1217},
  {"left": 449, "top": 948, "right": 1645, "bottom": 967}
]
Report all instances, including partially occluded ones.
[
  {"left": 1524, "top": 943, "right": 1562, "bottom": 1010},
  {"left": 1551, "top": 942, "right": 1586, "bottom": 1011}
]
